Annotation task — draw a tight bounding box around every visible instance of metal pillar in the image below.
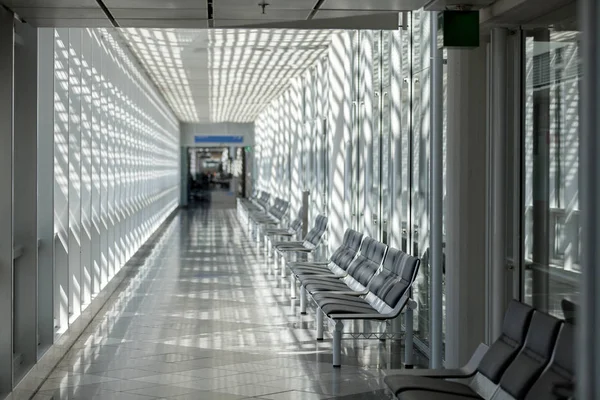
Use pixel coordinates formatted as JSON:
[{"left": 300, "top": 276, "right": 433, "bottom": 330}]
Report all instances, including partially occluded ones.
[
  {"left": 489, "top": 28, "right": 508, "bottom": 341},
  {"left": 333, "top": 321, "right": 344, "bottom": 367},
  {"left": 578, "top": 0, "right": 600, "bottom": 397},
  {"left": 300, "top": 286, "right": 307, "bottom": 314},
  {"left": 0, "top": 7, "right": 13, "bottom": 396},
  {"left": 429, "top": 13, "right": 444, "bottom": 369},
  {"left": 316, "top": 309, "right": 324, "bottom": 340}
]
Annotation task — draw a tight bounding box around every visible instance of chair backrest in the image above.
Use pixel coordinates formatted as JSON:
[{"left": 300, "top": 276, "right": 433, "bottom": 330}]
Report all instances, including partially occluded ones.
[
  {"left": 289, "top": 208, "right": 304, "bottom": 231},
  {"left": 475, "top": 300, "right": 535, "bottom": 384},
  {"left": 368, "top": 248, "right": 420, "bottom": 308},
  {"left": 561, "top": 299, "right": 577, "bottom": 325},
  {"left": 267, "top": 198, "right": 282, "bottom": 215},
  {"left": 303, "top": 215, "right": 328, "bottom": 246},
  {"left": 258, "top": 193, "right": 271, "bottom": 209},
  {"left": 329, "top": 229, "right": 364, "bottom": 270},
  {"left": 270, "top": 200, "right": 289, "bottom": 220},
  {"left": 498, "top": 311, "right": 562, "bottom": 399},
  {"left": 345, "top": 237, "right": 387, "bottom": 286},
  {"left": 524, "top": 323, "right": 574, "bottom": 399}
]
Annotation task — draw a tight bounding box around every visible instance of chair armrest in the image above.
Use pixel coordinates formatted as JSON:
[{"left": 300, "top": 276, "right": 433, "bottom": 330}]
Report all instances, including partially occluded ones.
[
  {"left": 383, "top": 343, "right": 488, "bottom": 379},
  {"left": 317, "top": 290, "right": 367, "bottom": 296},
  {"left": 292, "top": 261, "right": 330, "bottom": 267},
  {"left": 274, "top": 241, "right": 304, "bottom": 247},
  {"left": 299, "top": 273, "right": 347, "bottom": 280},
  {"left": 329, "top": 312, "right": 390, "bottom": 320}
]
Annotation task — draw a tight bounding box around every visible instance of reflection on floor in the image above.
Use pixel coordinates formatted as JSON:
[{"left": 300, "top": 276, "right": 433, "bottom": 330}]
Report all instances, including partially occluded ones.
[{"left": 34, "top": 208, "right": 421, "bottom": 400}]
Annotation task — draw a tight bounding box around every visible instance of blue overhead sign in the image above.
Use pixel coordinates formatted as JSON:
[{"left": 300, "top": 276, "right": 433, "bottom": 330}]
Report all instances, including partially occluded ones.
[{"left": 194, "top": 135, "right": 244, "bottom": 144}]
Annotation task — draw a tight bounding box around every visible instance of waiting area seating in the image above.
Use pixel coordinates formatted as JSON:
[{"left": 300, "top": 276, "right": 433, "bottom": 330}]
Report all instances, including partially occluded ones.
[
  {"left": 383, "top": 300, "right": 575, "bottom": 400},
  {"left": 238, "top": 195, "right": 423, "bottom": 367},
  {"left": 285, "top": 229, "right": 420, "bottom": 367},
  {"left": 272, "top": 214, "right": 328, "bottom": 276},
  {"left": 237, "top": 192, "right": 575, "bottom": 398}
]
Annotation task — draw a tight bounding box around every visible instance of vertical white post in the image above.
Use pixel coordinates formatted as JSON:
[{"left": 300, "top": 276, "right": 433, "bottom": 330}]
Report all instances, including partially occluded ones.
[
  {"left": 54, "top": 28, "right": 70, "bottom": 333},
  {"left": 316, "top": 309, "right": 324, "bottom": 340},
  {"left": 68, "top": 28, "right": 82, "bottom": 320}
]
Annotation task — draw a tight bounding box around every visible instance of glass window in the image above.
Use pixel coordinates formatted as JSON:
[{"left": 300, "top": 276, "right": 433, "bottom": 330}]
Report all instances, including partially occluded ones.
[{"left": 523, "top": 28, "right": 581, "bottom": 318}]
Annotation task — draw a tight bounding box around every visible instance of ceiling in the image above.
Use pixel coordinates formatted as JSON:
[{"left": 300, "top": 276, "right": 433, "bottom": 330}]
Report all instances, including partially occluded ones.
[
  {"left": 3, "top": 0, "right": 574, "bottom": 123},
  {"left": 119, "top": 28, "right": 333, "bottom": 122},
  {"left": 2, "top": 0, "right": 426, "bottom": 28},
  {"left": 3, "top": 0, "right": 428, "bottom": 123},
  {"left": 2, "top": 0, "right": 427, "bottom": 123}
]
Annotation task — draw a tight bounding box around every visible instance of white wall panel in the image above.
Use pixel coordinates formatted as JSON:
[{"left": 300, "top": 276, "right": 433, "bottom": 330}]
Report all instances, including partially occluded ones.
[
  {"left": 68, "top": 28, "right": 82, "bottom": 319},
  {"left": 42, "top": 26, "right": 180, "bottom": 341},
  {"left": 81, "top": 29, "right": 93, "bottom": 306},
  {"left": 54, "top": 27, "right": 70, "bottom": 333}
]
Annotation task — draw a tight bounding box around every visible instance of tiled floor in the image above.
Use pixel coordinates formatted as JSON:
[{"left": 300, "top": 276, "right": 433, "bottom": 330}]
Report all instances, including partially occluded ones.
[{"left": 34, "top": 208, "right": 417, "bottom": 400}]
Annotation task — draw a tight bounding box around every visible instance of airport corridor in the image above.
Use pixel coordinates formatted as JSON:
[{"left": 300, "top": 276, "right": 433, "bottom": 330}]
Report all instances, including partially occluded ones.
[{"left": 33, "top": 209, "right": 400, "bottom": 400}]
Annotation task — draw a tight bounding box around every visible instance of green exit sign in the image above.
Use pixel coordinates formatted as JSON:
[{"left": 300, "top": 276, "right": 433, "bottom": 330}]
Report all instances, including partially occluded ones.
[{"left": 438, "top": 10, "right": 480, "bottom": 48}]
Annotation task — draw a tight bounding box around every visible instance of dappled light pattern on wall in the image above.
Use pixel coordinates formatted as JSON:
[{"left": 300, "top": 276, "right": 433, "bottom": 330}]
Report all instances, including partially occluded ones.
[{"left": 49, "top": 27, "right": 180, "bottom": 338}]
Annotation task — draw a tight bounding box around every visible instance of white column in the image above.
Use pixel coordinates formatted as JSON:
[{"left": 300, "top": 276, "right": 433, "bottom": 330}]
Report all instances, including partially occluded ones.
[
  {"left": 80, "top": 29, "right": 92, "bottom": 306},
  {"left": 445, "top": 45, "right": 488, "bottom": 368},
  {"left": 54, "top": 28, "right": 70, "bottom": 333},
  {"left": 68, "top": 28, "right": 82, "bottom": 319},
  {"left": 90, "top": 31, "right": 102, "bottom": 295}
]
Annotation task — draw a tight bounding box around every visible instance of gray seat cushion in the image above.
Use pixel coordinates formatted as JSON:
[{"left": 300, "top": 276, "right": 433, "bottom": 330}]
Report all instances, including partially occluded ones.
[
  {"left": 386, "top": 377, "right": 479, "bottom": 398},
  {"left": 397, "top": 390, "right": 479, "bottom": 400},
  {"left": 304, "top": 280, "right": 353, "bottom": 293}
]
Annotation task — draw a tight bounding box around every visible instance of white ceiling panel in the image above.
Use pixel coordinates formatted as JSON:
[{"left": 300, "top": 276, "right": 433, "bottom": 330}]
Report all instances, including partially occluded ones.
[
  {"left": 119, "top": 28, "right": 333, "bottom": 123},
  {"left": 111, "top": 8, "right": 208, "bottom": 19},
  {"left": 212, "top": 19, "right": 289, "bottom": 27},
  {"left": 314, "top": 9, "right": 386, "bottom": 18},
  {"left": 214, "top": 7, "right": 310, "bottom": 20},
  {"left": 118, "top": 19, "right": 209, "bottom": 28},
  {"left": 215, "top": 0, "right": 317, "bottom": 9},
  {"left": 25, "top": 18, "right": 112, "bottom": 27},
  {"left": 13, "top": 7, "right": 106, "bottom": 19},
  {"left": 103, "top": 0, "right": 208, "bottom": 9},
  {"left": 2, "top": 0, "right": 98, "bottom": 7},
  {"left": 322, "top": 0, "right": 427, "bottom": 10}
]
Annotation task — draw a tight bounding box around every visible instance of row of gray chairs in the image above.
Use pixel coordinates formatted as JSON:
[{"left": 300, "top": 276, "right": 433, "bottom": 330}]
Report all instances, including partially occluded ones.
[
  {"left": 238, "top": 191, "right": 292, "bottom": 249},
  {"left": 285, "top": 229, "right": 420, "bottom": 367},
  {"left": 272, "top": 214, "right": 328, "bottom": 275},
  {"left": 383, "top": 300, "right": 574, "bottom": 400}
]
